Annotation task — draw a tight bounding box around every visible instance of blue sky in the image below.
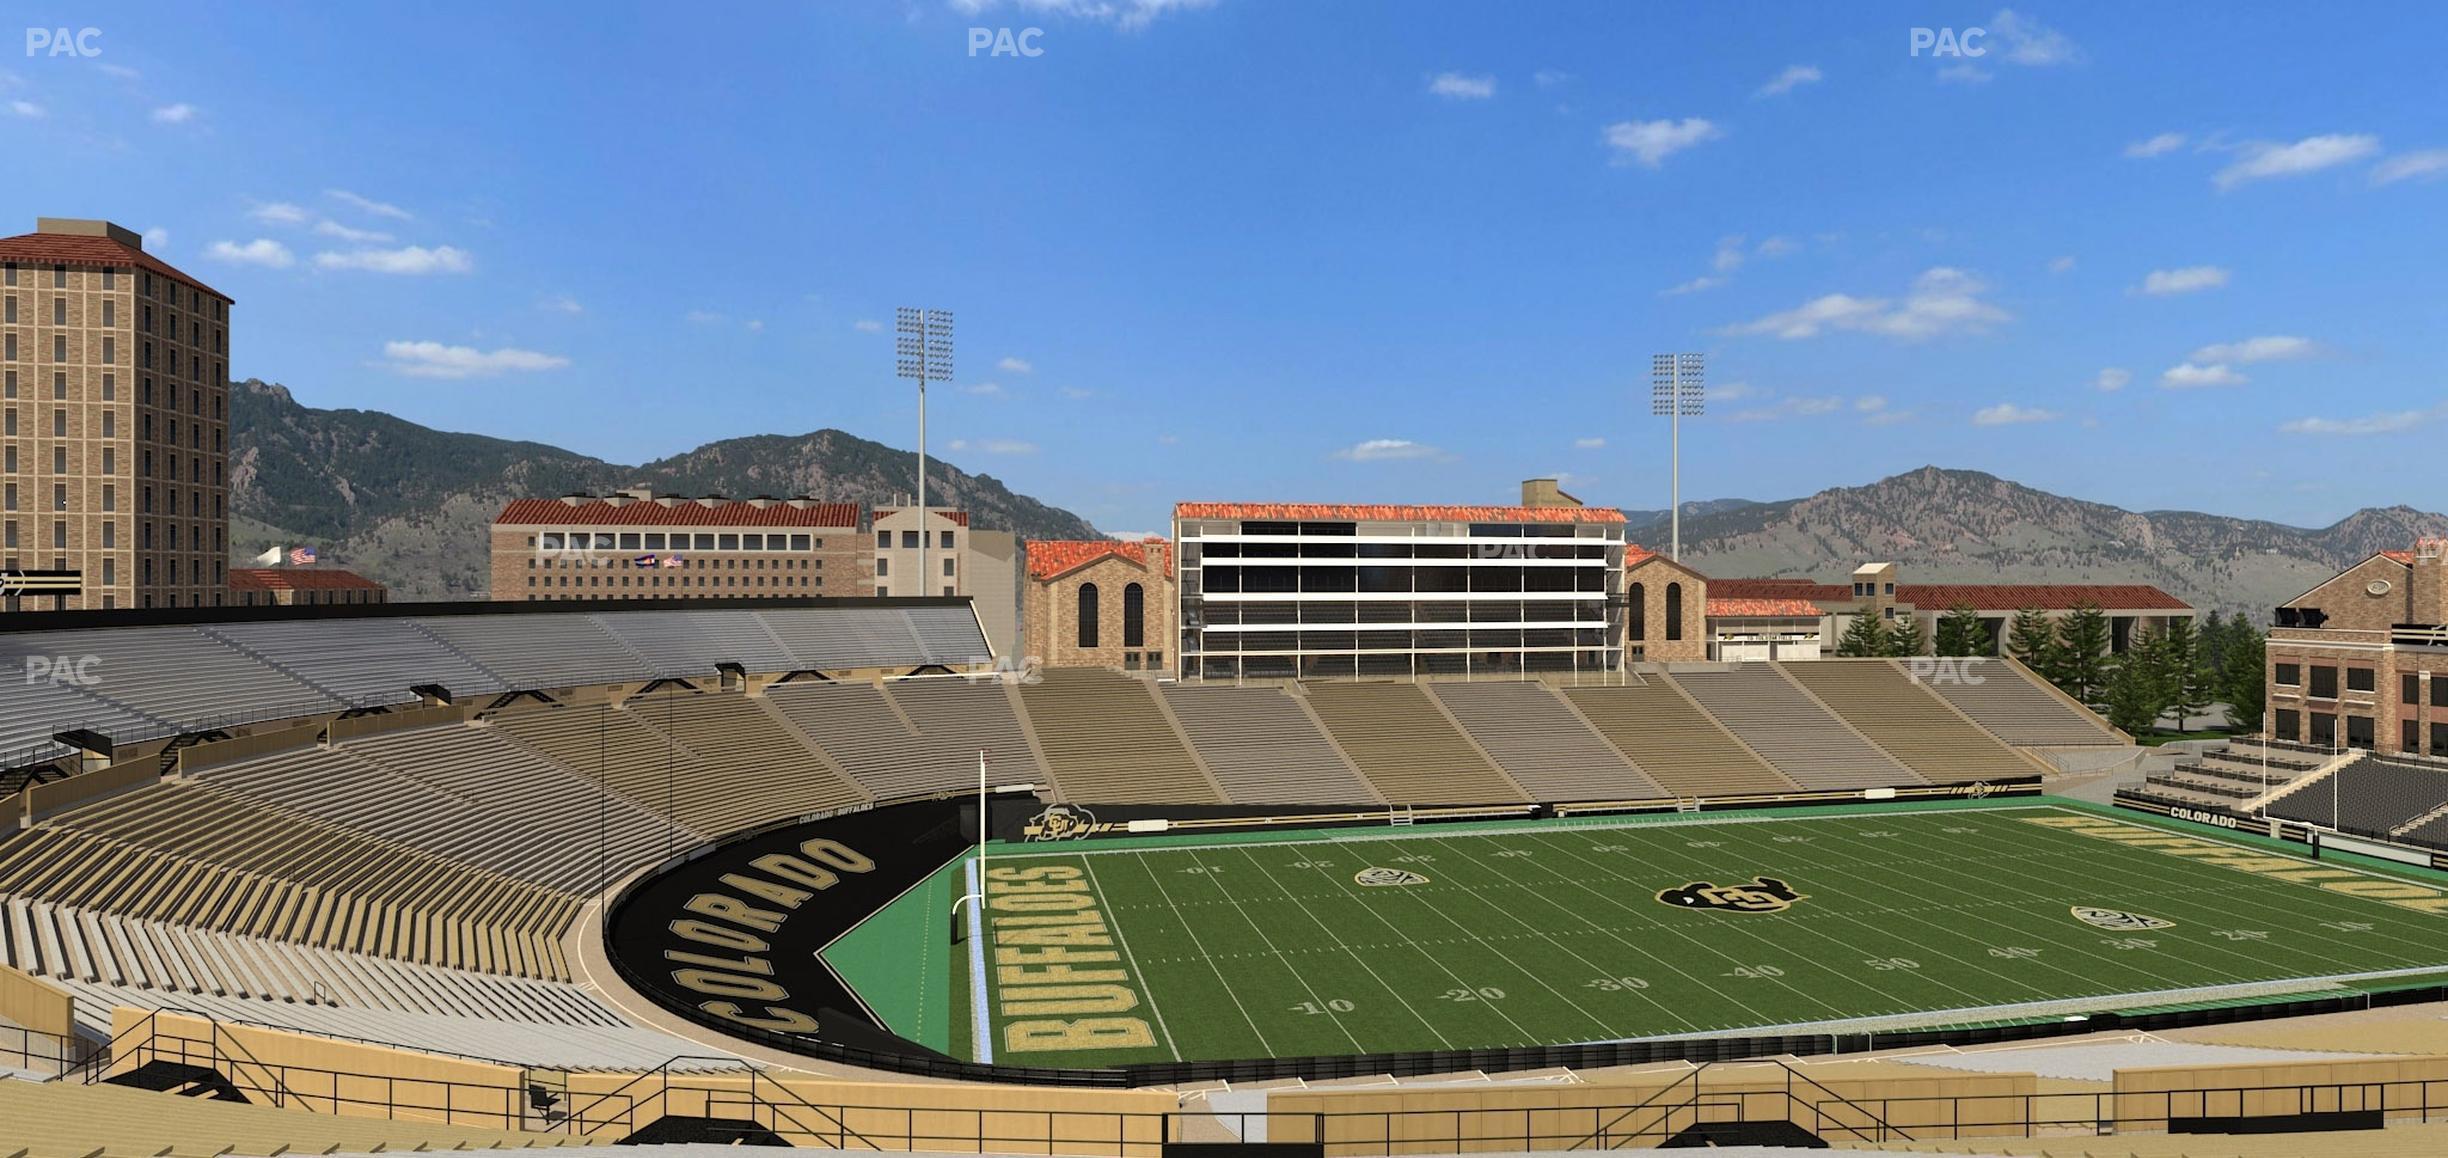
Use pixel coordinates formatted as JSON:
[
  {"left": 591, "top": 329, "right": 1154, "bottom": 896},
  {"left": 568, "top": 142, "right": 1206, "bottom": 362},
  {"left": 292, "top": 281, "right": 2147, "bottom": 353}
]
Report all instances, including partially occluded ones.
[{"left": 4, "top": 2, "right": 2444, "bottom": 535}]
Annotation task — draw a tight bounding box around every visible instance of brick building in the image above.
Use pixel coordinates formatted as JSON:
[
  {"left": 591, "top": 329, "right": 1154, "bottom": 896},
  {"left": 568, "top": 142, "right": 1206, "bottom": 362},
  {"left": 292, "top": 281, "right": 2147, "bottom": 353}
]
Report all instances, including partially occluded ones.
[
  {"left": 2269, "top": 538, "right": 2448, "bottom": 754},
  {"left": 491, "top": 490, "right": 865, "bottom": 601},
  {"left": 1023, "top": 538, "right": 1175, "bottom": 671},
  {"left": 229, "top": 567, "right": 387, "bottom": 606},
  {"left": 0, "top": 218, "right": 233, "bottom": 611},
  {"left": 871, "top": 505, "right": 1018, "bottom": 656}
]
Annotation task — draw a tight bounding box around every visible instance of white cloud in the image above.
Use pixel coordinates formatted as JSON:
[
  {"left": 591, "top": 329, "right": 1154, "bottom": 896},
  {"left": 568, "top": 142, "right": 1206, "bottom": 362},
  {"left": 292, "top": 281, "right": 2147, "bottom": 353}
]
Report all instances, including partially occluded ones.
[
  {"left": 1427, "top": 72, "right": 1495, "bottom": 100},
  {"left": 6, "top": 99, "right": 43, "bottom": 119},
  {"left": 1755, "top": 65, "right": 1821, "bottom": 98},
  {"left": 997, "top": 355, "right": 1034, "bottom": 373},
  {"left": 1661, "top": 275, "right": 1726, "bottom": 296},
  {"left": 2214, "top": 134, "right": 2381, "bottom": 190},
  {"left": 1718, "top": 267, "right": 2009, "bottom": 341},
  {"left": 1573, "top": 436, "right": 1606, "bottom": 449},
  {"left": 314, "top": 245, "right": 471, "bottom": 274},
  {"left": 149, "top": 103, "right": 197, "bottom": 125},
  {"left": 142, "top": 226, "right": 168, "bottom": 252},
  {"left": 1854, "top": 395, "right": 1888, "bottom": 413},
  {"left": 1754, "top": 235, "right": 1799, "bottom": 258},
  {"left": 539, "top": 294, "right": 584, "bottom": 315},
  {"left": 313, "top": 219, "right": 394, "bottom": 244},
  {"left": 1991, "top": 9, "right": 2083, "bottom": 66},
  {"left": 2161, "top": 362, "right": 2247, "bottom": 388},
  {"left": 1712, "top": 381, "right": 1761, "bottom": 401},
  {"left": 1333, "top": 438, "right": 1444, "bottom": 462},
  {"left": 2280, "top": 408, "right": 2437, "bottom": 436},
  {"left": 1712, "top": 235, "right": 1747, "bottom": 273},
  {"left": 2124, "top": 132, "right": 2186, "bottom": 158},
  {"left": 744, "top": 319, "right": 765, "bottom": 333},
  {"left": 945, "top": 437, "right": 1040, "bottom": 455},
  {"left": 2136, "top": 265, "right": 2229, "bottom": 295},
  {"left": 1729, "top": 395, "right": 1844, "bottom": 422},
  {"left": 1935, "top": 64, "right": 1991, "bottom": 85},
  {"left": 2094, "top": 367, "right": 2131, "bottom": 392},
  {"left": 249, "top": 202, "right": 310, "bottom": 226},
  {"left": 205, "top": 239, "right": 295, "bottom": 268},
  {"left": 2189, "top": 335, "right": 2316, "bottom": 364},
  {"left": 380, "top": 340, "right": 568, "bottom": 380},
  {"left": 964, "top": 381, "right": 1006, "bottom": 396},
  {"left": 1532, "top": 69, "right": 1573, "bottom": 88},
  {"left": 2373, "top": 149, "right": 2448, "bottom": 185},
  {"left": 1601, "top": 118, "right": 1721, "bottom": 167},
  {"left": 2047, "top": 255, "right": 2076, "bottom": 273},
  {"left": 1972, "top": 402, "right": 2058, "bottom": 426},
  {"left": 325, "top": 188, "right": 413, "bottom": 220},
  {"left": 853, "top": 319, "right": 883, "bottom": 333},
  {"left": 96, "top": 63, "right": 139, "bottom": 80},
  {"left": 947, "top": 0, "right": 1215, "bottom": 31}
]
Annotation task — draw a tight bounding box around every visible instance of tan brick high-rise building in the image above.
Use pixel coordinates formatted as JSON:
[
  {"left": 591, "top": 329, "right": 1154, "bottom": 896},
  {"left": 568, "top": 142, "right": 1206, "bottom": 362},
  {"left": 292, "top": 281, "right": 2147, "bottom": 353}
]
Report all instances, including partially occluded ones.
[{"left": 0, "top": 219, "right": 232, "bottom": 611}]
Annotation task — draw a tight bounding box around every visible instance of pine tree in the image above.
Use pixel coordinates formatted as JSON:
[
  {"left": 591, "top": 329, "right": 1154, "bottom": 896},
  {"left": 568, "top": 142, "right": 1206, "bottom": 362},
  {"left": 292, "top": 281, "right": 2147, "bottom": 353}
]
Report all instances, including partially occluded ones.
[
  {"left": 2155, "top": 617, "right": 2210, "bottom": 732},
  {"left": 2221, "top": 617, "right": 2267, "bottom": 733},
  {"left": 1835, "top": 612, "right": 1889, "bottom": 657},
  {"left": 2102, "top": 650, "right": 2165, "bottom": 736},
  {"left": 2055, "top": 603, "right": 2114, "bottom": 705},
  {"left": 2005, "top": 606, "right": 2056, "bottom": 679},
  {"left": 1935, "top": 603, "right": 1989, "bottom": 657},
  {"left": 2200, "top": 609, "right": 2229, "bottom": 673},
  {"left": 1887, "top": 613, "right": 1930, "bottom": 657}
]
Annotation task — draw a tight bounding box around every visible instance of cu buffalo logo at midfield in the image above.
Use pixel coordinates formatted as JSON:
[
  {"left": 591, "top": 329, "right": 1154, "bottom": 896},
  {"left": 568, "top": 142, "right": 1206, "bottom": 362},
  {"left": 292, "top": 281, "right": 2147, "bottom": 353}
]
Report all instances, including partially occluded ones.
[
  {"left": 1657, "top": 876, "right": 1807, "bottom": 913},
  {"left": 1354, "top": 866, "right": 1429, "bottom": 887},
  {"left": 2071, "top": 905, "right": 2174, "bottom": 931},
  {"left": 1020, "top": 803, "right": 1103, "bottom": 842}
]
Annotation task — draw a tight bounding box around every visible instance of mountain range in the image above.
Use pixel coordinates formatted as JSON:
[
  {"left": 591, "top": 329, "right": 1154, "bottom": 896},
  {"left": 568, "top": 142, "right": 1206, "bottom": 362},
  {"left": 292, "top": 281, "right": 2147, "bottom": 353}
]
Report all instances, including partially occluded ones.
[{"left": 226, "top": 385, "right": 2444, "bottom": 619}]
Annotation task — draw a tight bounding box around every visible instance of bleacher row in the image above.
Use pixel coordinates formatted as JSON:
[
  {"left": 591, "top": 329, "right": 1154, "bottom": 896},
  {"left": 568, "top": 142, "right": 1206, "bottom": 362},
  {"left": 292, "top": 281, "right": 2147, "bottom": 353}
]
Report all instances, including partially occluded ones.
[{"left": 0, "top": 604, "right": 993, "bottom": 764}]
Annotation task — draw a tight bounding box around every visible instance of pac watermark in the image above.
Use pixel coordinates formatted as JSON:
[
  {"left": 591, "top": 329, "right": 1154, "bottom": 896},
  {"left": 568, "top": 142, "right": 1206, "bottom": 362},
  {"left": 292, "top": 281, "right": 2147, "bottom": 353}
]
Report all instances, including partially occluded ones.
[
  {"left": 1908, "top": 26, "right": 1986, "bottom": 58},
  {"left": 968, "top": 26, "right": 1044, "bottom": 58},
  {"left": 25, "top": 27, "right": 103, "bottom": 57},
  {"left": 23, "top": 654, "right": 102, "bottom": 687},
  {"left": 1903, "top": 656, "right": 1990, "bottom": 687},
  {"left": 965, "top": 654, "right": 1044, "bottom": 685}
]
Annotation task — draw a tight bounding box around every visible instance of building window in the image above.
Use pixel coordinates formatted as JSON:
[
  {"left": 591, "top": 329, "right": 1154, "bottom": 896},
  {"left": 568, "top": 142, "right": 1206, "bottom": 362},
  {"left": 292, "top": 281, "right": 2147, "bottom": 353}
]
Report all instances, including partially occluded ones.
[
  {"left": 1078, "top": 582, "right": 1100, "bottom": 649},
  {"left": 2407, "top": 673, "right": 2422, "bottom": 704},
  {"left": 1123, "top": 582, "right": 1145, "bottom": 647},
  {"left": 2275, "top": 708, "right": 2300, "bottom": 742},
  {"left": 876, "top": 530, "right": 890, "bottom": 550},
  {"left": 942, "top": 530, "right": 955, "bottom": 549},
  {"left": 1665, "top": 582, "right": 1684, "bottom": 641},
  {"left": 2347, "top": 667, "right": 2376, "bottom": 694},
  {"left": 943, "top": 558, "right": 955, "bottom": 577},
  {"left": 2275, "top": 663, "right": 2300, "bottom": 686},
  {"left": 875, "top": 558, "right": 889, "bottom": 576},
  {"left": 1629, "top": 582, "right": 1646, "bottom": 640},
  {"left": 902, "top": 530, "right": 919, "bottom": 549}
]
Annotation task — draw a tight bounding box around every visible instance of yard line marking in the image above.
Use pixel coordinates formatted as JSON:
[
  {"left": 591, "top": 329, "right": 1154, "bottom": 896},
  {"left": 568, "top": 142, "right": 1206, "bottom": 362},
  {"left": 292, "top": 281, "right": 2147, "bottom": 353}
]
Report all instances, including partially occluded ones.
[
  {"left": 1178, "top": 848, "right": 1367, "bottom": 1055},
  {"left": 1233, "top": 846, "right": 1458, "bottom": 1049},
  {"left": 1127, "top": 850, "right": 1278, "bottom": 1058},
  {"left": 1069, "top": 854, "right": 1184, "bottom": 1061},
  {"left": 1289, "top": 854, "right": 1550, "bottom": 1047}
]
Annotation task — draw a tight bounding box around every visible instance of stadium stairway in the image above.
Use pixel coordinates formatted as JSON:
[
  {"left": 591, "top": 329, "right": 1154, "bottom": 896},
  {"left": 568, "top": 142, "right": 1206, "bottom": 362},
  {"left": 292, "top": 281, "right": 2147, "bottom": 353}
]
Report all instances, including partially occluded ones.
[
  {"left": 1778, "top": 660, "right": 2043, "bottom": 784},
  {"left": 881, "top": 677, "right": 1052, "bottom": 789},
  {"left": 1665, "top": 665, "right": 1921, "bottom": 791},
  {"left": 1298, "top": 681, "right": 1529, "bottom": 804},
  {"left": 619, "top": 689, "right": 870, "bottom": 828},
  {"left": 0, "top": 1076, "right": 584, "bottom": 1157},
  {"left": 1160, "top": 683, "right": 1382, "bottom": 805},
  {"left": 1561, "top": 681, "right": 1799, "bottom": 798},
  {"left": 1016, "top": 669, "right": 1225, "bottom": 804},
  {"left": 763, "top": 679, "right": 973, "bottom": 801},
  {"left": 484, "top": 702, "right": 733, "bottom": 839},
  {"left": 1424, "top": 681, "right": 1670, "bottom": 802}
]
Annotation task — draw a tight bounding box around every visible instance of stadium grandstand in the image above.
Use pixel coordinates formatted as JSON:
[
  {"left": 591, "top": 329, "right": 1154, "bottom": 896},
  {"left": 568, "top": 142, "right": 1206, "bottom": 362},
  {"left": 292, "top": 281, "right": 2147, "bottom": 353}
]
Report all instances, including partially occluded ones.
[{"left": 4, "top": 594, "right": 2447, "bottom": 1155}]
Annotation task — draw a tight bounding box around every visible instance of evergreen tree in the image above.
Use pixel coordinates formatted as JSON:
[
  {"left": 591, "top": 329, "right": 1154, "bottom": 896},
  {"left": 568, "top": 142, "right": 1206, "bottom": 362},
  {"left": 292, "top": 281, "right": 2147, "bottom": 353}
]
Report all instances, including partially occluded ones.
[
  {"left": 2101, "top": 649, "right": 2166, "bottom": 736},
  {"left": 2221, "top": 618, "right": 2267, "bottom": 733},
  {"left": 1887, "top": 612, "right": 1930, "bottom": 657},
  {"left": 1834, "top": 612, "right": 1889, "bottom": 657},
  {"left": 2005, "top": 606, "right": 2060, "bottom": 690},
  {"left": 2200, "top": 609, "right": 2229, "bottom": 673},
  {"left": 1935, "top": 603, "right": 1989, "bottom": 657},
  {"left": 2155, "top": 616, "right": 2211, "bottom": 732},
  {"left": 2055, "top": 603, "right": 2114, "bottom": 705}
]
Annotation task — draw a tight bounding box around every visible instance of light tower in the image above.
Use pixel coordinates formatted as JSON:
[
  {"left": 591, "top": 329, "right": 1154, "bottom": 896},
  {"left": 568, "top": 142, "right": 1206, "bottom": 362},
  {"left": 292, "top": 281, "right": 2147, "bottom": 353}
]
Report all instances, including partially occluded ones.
[
  {"left": 1650, "top": 353, "right": 1705, "bottom": 561},
  {"left": 896, "top": 308, "right": 954, "bottom": 589}
]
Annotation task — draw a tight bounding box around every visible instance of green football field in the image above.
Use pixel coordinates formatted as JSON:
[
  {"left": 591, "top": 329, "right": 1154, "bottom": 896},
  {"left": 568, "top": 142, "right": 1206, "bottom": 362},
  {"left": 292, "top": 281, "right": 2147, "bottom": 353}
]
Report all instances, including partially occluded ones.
[{"left": 847, "top": 803, "right": 2448, "bottom": 1068}]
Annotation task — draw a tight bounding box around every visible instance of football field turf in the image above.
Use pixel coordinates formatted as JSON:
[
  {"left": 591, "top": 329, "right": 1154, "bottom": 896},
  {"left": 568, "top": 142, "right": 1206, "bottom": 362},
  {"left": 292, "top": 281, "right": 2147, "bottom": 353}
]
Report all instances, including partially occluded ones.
[{"left": 948, "top": 804, "right": 2448, "bottom": 1068}]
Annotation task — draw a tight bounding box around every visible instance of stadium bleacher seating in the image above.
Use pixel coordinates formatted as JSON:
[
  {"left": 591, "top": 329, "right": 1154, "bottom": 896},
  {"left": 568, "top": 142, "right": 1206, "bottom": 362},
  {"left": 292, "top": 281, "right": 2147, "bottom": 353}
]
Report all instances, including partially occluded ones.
[
  {"left": 1667, "top": 665, "right": 1921, "bottom": 791},
  {"left": 1300, "top": 681, "right": 1528, "bottom": 803},
  {"left": 883, "top": 677, "right": 1050, "bottom": 785},
  {"left": 905, "top": 605, "right": 995, "bottom": 665},
  {"left": 759, "top": 606, "right": 924, "bottom": 669},
  {"left": 1562, "top": 681, "right": 1799, "bottom": 797},
  {"left": 203, "top": 618, "right": 507, "bottom": 706},
  {"left": 485, "top": 701, "right": 737, "bottom": 839},
  {"left": 621, "top": 688, "right": 869, "bottom": 824},
  {"left": 1161, "top": 684, "right": 1382, "bottom": 805},
  {"left": 1919, "top": 659, "right": 2126, "bottom": 745},
  {"left": 412, "top": 616, "right": 657, "bottom": 691},
  {"left": 0, "top": 627, "right": 340, "bottom": 732},
  {"left": 2266, "top": 753, "right": 2448, "bottom": 835},
  {"left": 764, "top": 679, "right": 970, "bottom": 800},
  {"left": 0, "top": 664, "right": 162, "bottom": 765},
  {"left": 1425, "top": 681, "right": 1669, "bottom": 802},
  {"left": 588, "top": 609, "right": 796, "bottom": 676},
  {"left": 1018, "top": 669, "right": 1222, "bottom": 804},
  {"left": 1779, "top": 660, "right": 2036, "bottom": 783}
]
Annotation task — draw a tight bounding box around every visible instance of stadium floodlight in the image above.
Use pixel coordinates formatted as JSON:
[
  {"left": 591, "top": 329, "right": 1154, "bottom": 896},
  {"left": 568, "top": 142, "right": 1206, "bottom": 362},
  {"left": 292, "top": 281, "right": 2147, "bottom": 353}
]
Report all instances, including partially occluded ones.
[
  {"left": 896, "top": 307, "right": 954, "bottom": 586},
  {"left": 1650, "top": 353, "right": 1704, "bottom": 560}
]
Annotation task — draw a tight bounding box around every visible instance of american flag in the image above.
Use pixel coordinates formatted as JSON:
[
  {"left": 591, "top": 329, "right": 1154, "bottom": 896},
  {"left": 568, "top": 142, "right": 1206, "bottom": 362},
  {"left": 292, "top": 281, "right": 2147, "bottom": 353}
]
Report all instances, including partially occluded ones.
[
  {"left": 288, "top": 547, "right": 317, "bottom": 565},
  {"left": 662, "top": 555, "right": 685, "bottom": 568}
]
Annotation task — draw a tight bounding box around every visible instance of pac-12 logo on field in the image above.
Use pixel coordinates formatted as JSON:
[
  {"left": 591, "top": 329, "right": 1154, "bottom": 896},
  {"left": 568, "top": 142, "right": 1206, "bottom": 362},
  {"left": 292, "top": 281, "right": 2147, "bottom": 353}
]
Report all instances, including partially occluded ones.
[
  {"left": 1355, "top": 866, "right": 1428, "bottom": 887},
  {"left": 1658, "top": 876, "right": 1806, "bottom": 913},
  {"left": 2071, "top": 906, "right": 2173, "bottom": 931}
]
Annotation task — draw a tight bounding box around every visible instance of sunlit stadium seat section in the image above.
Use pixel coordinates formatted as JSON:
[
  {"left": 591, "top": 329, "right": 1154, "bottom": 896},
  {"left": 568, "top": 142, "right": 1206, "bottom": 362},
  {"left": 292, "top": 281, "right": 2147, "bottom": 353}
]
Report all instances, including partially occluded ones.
[
  {"left": 1561, "top": 681, "right": 1799, "bottom": 797},
  {"left": 763, "top": 679, "right": 965, "bottom": 800},
  {"left": 0, "top": 661, "right": 162, "bottom": 764},
  {"left": 1667, "top": 665, "right": 1921, "bottom": 790},
  {"left": 1425, "top": 680, "right": 1668, "bottom": 801},
  {"left": 202, "top": 618, "right": 507, "bottom": 706},
  {"left": 758, "top": 606, "right": 926, "bottom": 669},
  {"left": 1779, "top": 660, "right": 2039, "bottom": 783},
  {"left": 344, "top": 723, "right": 679, "bottom": 886},
  {"left": 483, "top": 702, "right": 729, "bottom": 838},
  {"left": 1300, "top": 680, "right": 1527, "bottom": 803},
  {"left": 620, "top": 688, "right": 868, "bottom": 823},
  {"left": 1918, "top": 657, "right": 2127, "bottom": 745},
  {"left": 1161, "top": 683, "right": 1381, "bottom": 805},
  {"left": 411, "top": 615, "right": 656, "bottom": 690},
  {"left": 882, "top": 677, "right": 1049, "bottom": 785},
  {"left": 0, "top": 626, "right": 339, "bottom": 732},
  {"left": 1017, "top": 669, "right": 1221, "bottom": 804},
  {"left": 587, "top": 608, "right": 795, "bottom": 675}
]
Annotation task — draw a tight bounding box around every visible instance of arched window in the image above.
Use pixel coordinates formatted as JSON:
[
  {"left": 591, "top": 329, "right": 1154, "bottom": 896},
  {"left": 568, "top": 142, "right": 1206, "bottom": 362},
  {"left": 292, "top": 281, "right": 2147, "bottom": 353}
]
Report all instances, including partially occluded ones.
[
  {"left": 1122, "top": 583, "right": 1146, "bottom": 647},
  {"left": 1629, "top": 582, "right": 1646, "bottom": 640},
  {"left": 1076, "top": 583, "right": 1100, "bottom": 649},
  {"left": 1665, "top": 582, "right": 1684, "bottom": 641}
]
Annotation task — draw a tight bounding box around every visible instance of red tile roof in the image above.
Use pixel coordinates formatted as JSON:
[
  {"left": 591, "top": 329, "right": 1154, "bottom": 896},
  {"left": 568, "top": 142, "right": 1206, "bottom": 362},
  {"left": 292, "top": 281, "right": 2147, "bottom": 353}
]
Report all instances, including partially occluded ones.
[
  {"left": 495, "top": 498, "right": 860, "bottom": 528},
  {"left": 1027, "top": 538, "right": 1173, "bottom": 581},
  {"left": 1175, "top": 501, "right": 1626, "bottom": 525},
  {"left": 1898, "top": 583, "right": 2191, "bottom": 612},
  {"left": 1711, "top": 578, "right": 1851, "bottom": 601},
  {"left": 0, "top": 230, "right": 229, "bottom": 301},
  {"left": 1708, "top": 596, "right": 1824, "bottom": 617},
  {"left": 228, "top": 568, "right": 384, "bottom": 591},
  {"left": 874, "top": 508, "right": 971, "bottom": 526},
  {"left": 2383, "top": 550, "right": 2416, "bottom": 564}
]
